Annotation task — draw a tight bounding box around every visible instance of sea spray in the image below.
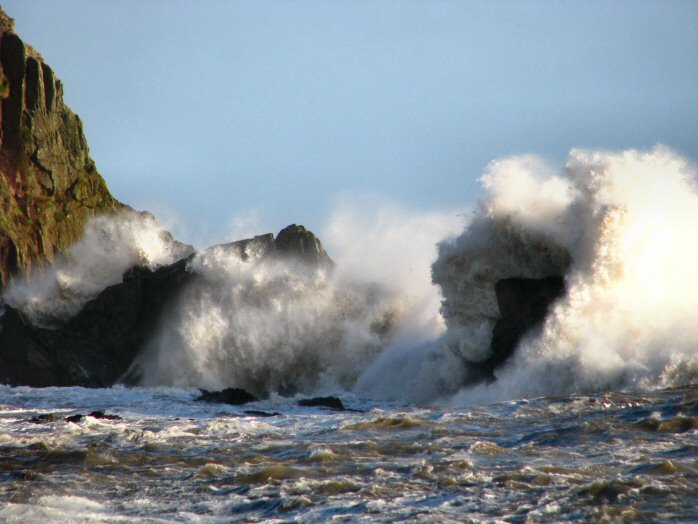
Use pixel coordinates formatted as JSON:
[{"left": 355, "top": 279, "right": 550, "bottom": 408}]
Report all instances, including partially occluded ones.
[
  {"left": 2, "top": 210, "right": 192, "bottom": 328},
  {"left": 132, "top": 204, "right": 462, "bottom": 395},
  {"left": 4, "top": 147, "right": 697, "bottom": 403},
  {"left": 441, "top": 146, "right": 698, "bottom": 403}
]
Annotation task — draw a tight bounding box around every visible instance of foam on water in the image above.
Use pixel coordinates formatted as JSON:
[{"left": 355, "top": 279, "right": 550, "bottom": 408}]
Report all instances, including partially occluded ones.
[{"left": 0, "top": 383, "right": 696, "bottom": 522}]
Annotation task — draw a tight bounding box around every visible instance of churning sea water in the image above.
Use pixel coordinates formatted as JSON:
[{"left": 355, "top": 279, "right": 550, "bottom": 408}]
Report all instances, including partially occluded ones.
[
  {"left": 3, "top": 147, "right": 698, "bottom": 521},
  {"left": 0, "top": 384, "right": 696, "bottom": 522}
]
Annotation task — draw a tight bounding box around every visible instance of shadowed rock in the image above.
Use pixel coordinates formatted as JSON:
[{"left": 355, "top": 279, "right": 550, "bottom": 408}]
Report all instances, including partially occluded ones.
[
  {"left": 478, "top": 276, "right": 565, "bottom": 381},
  {"left": 196, "top": 388, "right": 258, "bottom": 406},
  {"left": 0, "top": 221, "right": 333, "bottom": 388},
  {"left": 212, "top": 224, "right": 333, "bottom": 268},
  {"left": 298, "top": 396, "right": 346, "bottom": 411},
  {"left": 0, "top": 256, "right": 196, "bottom": 387}
]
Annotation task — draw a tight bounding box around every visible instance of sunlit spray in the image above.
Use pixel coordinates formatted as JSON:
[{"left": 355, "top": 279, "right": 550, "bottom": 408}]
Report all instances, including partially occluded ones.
[
  {"left": 3, "top": 210, "right": 191, "bottom": 327},
  {"left": 444, "top": 146, "right": 698, "bottom": 403}
]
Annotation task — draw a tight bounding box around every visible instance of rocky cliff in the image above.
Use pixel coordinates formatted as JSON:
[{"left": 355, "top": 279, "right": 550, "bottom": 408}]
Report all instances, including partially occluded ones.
[{"left": 0, "top": 8, "right": 121, "bottom": 286}]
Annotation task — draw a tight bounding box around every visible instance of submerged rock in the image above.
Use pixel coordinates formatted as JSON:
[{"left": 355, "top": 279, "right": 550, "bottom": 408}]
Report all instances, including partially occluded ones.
[
  {"left": 298, "top": 396, "right": 346, "bottom": 411},
  {"left": 243, "top": 410, "right": 282, "bottom": 418},
  {"left": 195, "top": 388, "right": 258, "bottom": 406},
  {"left": 29, "top": 411, "right": 122, "bottom": 423},
  {"left": 29, "top": 413, "right": 63, "bottom": 423}
]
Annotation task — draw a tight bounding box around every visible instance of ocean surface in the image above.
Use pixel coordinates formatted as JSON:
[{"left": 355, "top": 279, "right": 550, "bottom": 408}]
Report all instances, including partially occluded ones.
[
  {"left": 0, "top": 384, "right": 696, "bottom": 522},
  {"left": 3, "top": 148, "right": 698, "bottom": 521}
]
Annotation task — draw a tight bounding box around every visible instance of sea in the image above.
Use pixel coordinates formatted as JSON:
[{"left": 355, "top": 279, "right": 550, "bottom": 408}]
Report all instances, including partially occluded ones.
[
  {"left": 0, "top": 385, "right": 696, "bottom": 522},
  {"left": 2, "top": 147, "right": 698, "bottom": 521}
]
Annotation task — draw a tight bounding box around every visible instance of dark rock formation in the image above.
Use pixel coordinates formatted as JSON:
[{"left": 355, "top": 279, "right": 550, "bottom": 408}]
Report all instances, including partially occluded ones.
[
  {"left": 30, "top": 411, "right": 122, "bottom": 424},
  {"left": 243, "top": 410, "right": 282, "bottom": 417},
  {"left": 195, "top": 388, "right": 258, "bottom": 406},
  {"left": 213, "top": 224, "right": 333, "bottom": 268},
  {"left": 0, "top": 7, "right": 122, "bottom": 286},
  {"left": 298, "top": 396, "right": 346, "bottom": 411},
  {"left": 0, "top": 222, "right": 332, "bottom": 387},
  {"left": 479, "top": 276, "right": 565, "bottom": 381},
  {"left": 0, "top": 256, "right": 195, "bottom": 387},
  {"left": 275, "top": 224, "right": 333, "bottom": 267}
]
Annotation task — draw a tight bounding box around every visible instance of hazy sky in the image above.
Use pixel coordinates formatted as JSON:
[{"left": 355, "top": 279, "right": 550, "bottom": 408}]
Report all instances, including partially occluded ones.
[{"left": 5, "top": 1, "right": 698, "bottom": 246}]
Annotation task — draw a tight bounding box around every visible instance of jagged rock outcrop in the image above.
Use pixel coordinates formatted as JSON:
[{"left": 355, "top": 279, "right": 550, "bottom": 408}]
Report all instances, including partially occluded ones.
[
  {"left": 0, "top": 225, "right": 334, "bottom": 387},
  {"left": 214, "top": 224, "right": 333, "bottom": 268},
  {"left": 0, "top": 8, "right": 121, "bottom": 286},
  {"left": 275, "top": 224, "right": 333, "bottom": 267}
]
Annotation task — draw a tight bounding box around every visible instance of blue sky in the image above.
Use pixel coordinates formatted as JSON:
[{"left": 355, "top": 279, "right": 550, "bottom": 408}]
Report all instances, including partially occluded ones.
[{"left": 5, "top": 1, "right": 698, "bottom": 246}]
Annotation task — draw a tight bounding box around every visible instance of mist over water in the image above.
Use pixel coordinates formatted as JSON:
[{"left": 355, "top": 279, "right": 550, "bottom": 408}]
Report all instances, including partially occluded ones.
[{"left": 4, "top": 147, "right": 698, "bottom": 403}]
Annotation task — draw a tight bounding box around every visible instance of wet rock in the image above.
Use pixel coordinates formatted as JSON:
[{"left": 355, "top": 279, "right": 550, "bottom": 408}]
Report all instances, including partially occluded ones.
[
  {"left": 0, "top": 256, "right": 196, "bottom": 387},
  {"left": 298, "top": 396, "right": 345, "bottom": 411},
  {"left": 211, "top": 225, "right": 333, "bottom": 268},
  {"left": 243, "top": 410, "right": 282, "bottom": 418},
  {"left": 30, "top": 411, "right": 122, "bottom": 423},
  {"left": 477, "top": 276, "right": 565, "bottom": 381},
  {"left": 88, "top": 411, "right": 122, "bottom": 421},
  {"left": 29, "top": 413, "right": 63, "bottom": 423},
  {"left": 275, "top": 224, "right": 334, "bottom": 268},
  {"left": 0, "top": 219, "right": 332, "bottom": 388},
  {"left": 195, "top": 388, "right": 258, "bottom": 406},
  {"left": 213, "top": 233, "right": 276, "bottom": 261}
]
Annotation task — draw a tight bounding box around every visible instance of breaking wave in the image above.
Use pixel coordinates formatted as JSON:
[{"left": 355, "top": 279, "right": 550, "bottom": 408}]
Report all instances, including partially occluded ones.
[
  {"left": 132, "top": 200, "right": 463, "bottom": 396},
  {"left": 2, "top": 210, "right": 191, "bottom": 327},
  {"left": 4, "top": 146, "right": 698, "bottom": 403},
  {"left": 438, "top": 146, "right": 698, "bottom": 403}
]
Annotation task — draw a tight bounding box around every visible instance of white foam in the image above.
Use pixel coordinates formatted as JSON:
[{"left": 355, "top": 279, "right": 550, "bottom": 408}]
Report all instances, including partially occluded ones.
[
  {"left": 441, "top": 146, "right": 698, "bottom": 403},
  {"left": 2, "top": 210, "right": 190, "bottom": 327},
  {"left": 132, "top": 200, "right": 462, "bottom": 397}
]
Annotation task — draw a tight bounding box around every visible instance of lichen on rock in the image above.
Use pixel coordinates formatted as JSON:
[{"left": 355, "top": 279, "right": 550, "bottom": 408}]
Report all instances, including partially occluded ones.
[{"left": 0, "top": 7, "right": 122, "bottom": 287}]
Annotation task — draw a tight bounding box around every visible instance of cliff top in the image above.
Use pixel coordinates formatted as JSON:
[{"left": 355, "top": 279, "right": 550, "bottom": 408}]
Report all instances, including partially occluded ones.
[
  {"left": 0, "top": 7, "right": 14, "bottom": 34},
  {"left": 0, "top": 6, "right": 41, "bottom": 59}
]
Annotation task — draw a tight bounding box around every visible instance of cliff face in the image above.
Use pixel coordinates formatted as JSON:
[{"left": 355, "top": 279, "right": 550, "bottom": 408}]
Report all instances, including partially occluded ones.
[{"left": 0, "top": 8, "right": 121, "bottom": 286}]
